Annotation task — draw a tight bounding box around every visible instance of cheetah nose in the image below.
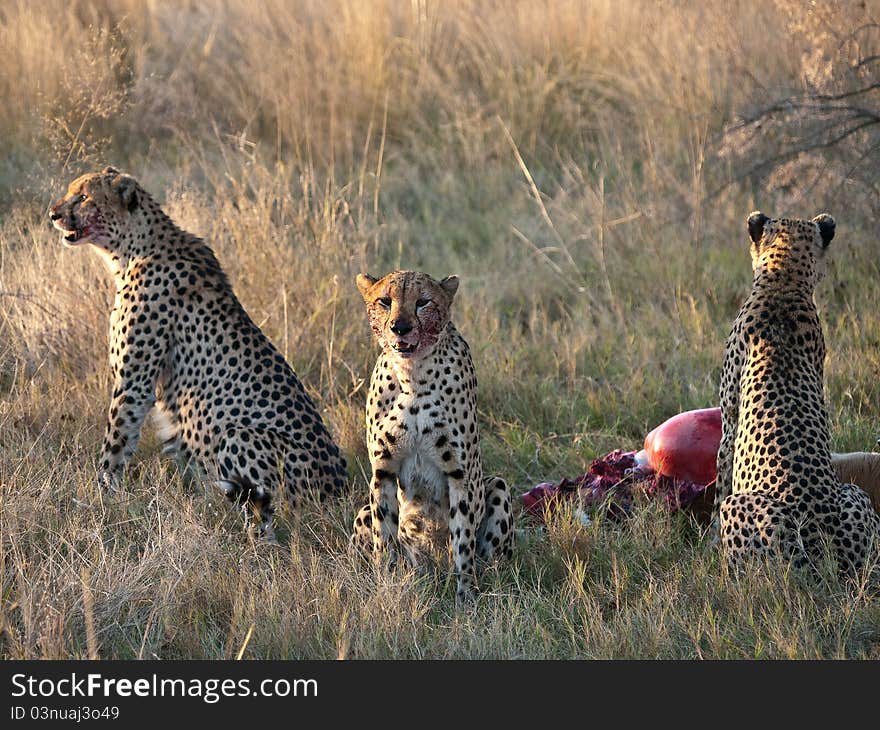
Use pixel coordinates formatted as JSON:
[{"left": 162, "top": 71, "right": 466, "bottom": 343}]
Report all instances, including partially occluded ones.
[
  {"left": 49, "top": 209, "right": 62, "bottom": 221},
  {"left": 390, "top": 320, "right": 412, "bottom": 336}
]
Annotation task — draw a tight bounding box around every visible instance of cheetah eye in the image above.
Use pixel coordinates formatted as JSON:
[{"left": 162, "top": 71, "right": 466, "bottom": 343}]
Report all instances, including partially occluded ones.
[
  {"left": 377, "top": 297, "right": 392, "bottom": 309},
  {"left": 415, "top": 298, "right": 431, "bottom": 309}
]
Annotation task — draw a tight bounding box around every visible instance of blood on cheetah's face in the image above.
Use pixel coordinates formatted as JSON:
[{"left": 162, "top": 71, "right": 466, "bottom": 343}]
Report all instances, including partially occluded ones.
[
  {"left": 49, "top": 166, "right": 142, "bottom": 250},
  {"left": 746, "top": 210, "right": 836, "bottom": 285},
  {"left": 356, "top": 270, "right": 459, "bottom": 360}
]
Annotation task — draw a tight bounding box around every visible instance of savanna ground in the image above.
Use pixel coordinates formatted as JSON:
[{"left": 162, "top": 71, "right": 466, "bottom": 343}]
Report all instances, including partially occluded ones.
[{"left": 2, "top": 0, "right": 880, "bottom": 659}]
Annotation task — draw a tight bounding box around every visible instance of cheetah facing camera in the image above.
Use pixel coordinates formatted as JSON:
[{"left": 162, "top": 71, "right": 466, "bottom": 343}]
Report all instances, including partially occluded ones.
[
  {"left": 351, "top": 271, "right": 513, "bottom": 604},
  {"left": 713, "top": 211, "right": 879, "bottom": 574},
  {"left": 49, "top": 167, "right": 348, "bottom": 539}
]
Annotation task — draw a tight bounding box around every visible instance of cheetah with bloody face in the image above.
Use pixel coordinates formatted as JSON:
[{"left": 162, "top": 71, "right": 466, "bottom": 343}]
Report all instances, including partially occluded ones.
[
  {"left": 351, "top": 271, "right": 513, "bottom": 604},
  {"left": 49, "top": 167, "right": 348, "bottom": 538},
  {"left": 713, "top": 211, "right": 879, "bottom": 573}
]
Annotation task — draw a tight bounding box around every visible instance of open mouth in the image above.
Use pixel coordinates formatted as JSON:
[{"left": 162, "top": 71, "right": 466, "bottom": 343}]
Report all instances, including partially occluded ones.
[
  {"left": 392, "top": 341, "right": 418, "bottom": 356},
  {"left": 53, "top": 220, "right": 89, "bottom": 244}
]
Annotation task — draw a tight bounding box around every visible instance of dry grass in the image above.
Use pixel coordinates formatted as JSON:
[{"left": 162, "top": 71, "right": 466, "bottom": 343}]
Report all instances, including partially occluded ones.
[{"left": 2, "top": 0, "right": 880, "bottom": 658}]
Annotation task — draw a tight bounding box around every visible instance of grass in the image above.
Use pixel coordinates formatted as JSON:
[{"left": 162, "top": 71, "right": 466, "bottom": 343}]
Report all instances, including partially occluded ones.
[{"left": 2, "top": 0, "right": 880, "bottom": 658}]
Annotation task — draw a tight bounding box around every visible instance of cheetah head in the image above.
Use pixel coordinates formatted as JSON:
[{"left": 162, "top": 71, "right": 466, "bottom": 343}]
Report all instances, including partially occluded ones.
[
  {"left": 747, "top": 210, "right": 835, "bottom": 284},
  {"left": 356, "top": 270, "right": 459, "bottom": 361},
  {"left": 49, "top": 166, "right": 142, "bottom": 249}
]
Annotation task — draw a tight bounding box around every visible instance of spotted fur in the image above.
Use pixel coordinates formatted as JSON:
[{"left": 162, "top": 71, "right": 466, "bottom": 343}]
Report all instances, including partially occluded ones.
[
  {"left": 351, "top": 271, "right": 513, "bottom": 604},
  {"left": 712, "top": 211, "right": 879, "bottom": 574},
  {"left": 49, "top": 167, "right": 348, "bottom": 538}
]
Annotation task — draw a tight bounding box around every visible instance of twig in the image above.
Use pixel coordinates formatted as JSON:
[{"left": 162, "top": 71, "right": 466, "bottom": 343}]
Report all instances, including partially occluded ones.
[
  {"left": 81, "top": 568, "right": 100, "bottom": 660},
  {"left": 235, "top": 623, "right": 255, "bottom": 660}
]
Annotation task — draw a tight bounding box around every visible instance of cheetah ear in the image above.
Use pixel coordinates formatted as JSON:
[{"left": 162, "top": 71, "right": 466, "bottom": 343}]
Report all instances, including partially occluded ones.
[
  {"left": 812, "top": 214, "right": 835, "bottom": 247},
  {"left": 111, "top": 173, "right": 139, "bottom": 213},
  {"left": 440, "top": 275, "right": 459, "bottom": 298},
  {"left": 102, "top": 165, "right": 120, "bottom": 176},
  {"left": 747, "top": 211, "right": 769, "bottom": 244},
  {"left": 356, "top": 274, "right": 377, "bottom": 298}
]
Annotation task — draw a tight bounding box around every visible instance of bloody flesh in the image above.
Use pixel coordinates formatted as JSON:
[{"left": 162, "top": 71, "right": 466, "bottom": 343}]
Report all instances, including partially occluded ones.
[{"left": 639, "top": 407, "right": 721, "bottom": 484}]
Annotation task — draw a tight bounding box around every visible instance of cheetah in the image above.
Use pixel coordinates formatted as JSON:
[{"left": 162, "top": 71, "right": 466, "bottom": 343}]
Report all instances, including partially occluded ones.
[
  {"left": 49, "top": 167, "right": 348, "bottom": 538},
  {"left": 350, "top": 271, "right": 513, "bottom": 604},
  {"left": 712, "top": 211, "right": 879, "bottom": 574}
]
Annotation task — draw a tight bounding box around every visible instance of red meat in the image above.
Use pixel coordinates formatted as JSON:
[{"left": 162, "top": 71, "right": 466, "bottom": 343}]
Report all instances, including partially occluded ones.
[
  {"left": 521, "top": 407, "right": 722, "bottom": 523},
  {"left": 639, "top": 407, "right": 721, "bottom": 484}
]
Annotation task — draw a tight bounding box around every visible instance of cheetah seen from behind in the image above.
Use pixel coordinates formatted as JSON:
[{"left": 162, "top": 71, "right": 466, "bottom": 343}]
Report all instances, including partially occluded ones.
[
  {"left": 351, "top": 271, "right": 513, "bottom": 604},
  {"left": 713, "top": 211, "right": 879, "bottom": 574},
  {"left": 49, "top": 167, "right": 348, "bottom": 538}
]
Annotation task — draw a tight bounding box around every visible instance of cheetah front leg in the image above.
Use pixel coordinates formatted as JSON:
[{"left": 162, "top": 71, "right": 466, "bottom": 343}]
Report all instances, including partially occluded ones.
[
  {"left": 98, "top": 386, "right": 157, "bottom": 492},
  {"left": 98, "top": 297, "right": 167, "bottom": 493},
  {"left": 369, "top": 466, "right": 401, "bottom": 564}
]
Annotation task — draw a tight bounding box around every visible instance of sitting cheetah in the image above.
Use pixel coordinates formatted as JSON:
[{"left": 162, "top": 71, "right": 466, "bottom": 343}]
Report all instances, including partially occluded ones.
[
  {"left": 49, "top": 167, "right": 347, "bottom": 537},
  {"left": 712, "top": 211, "right": 879, "bottom": 574},
  {"left": 351, "top": 271, "right": 513, "bottom": 603}
]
